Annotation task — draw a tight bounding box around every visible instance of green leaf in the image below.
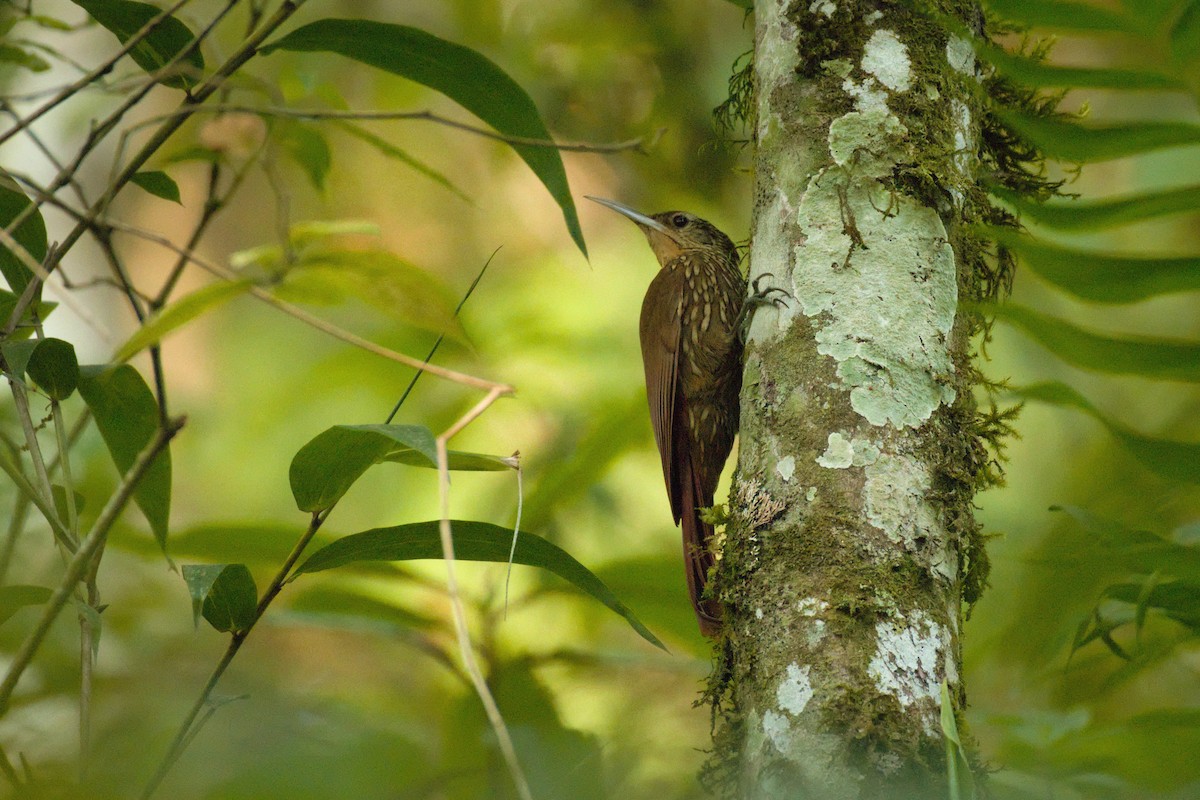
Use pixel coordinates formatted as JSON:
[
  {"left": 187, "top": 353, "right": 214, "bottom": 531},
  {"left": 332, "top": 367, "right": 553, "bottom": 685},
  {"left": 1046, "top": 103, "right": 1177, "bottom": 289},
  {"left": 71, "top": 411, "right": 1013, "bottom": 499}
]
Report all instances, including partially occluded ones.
[
  {"left": 335, "top": 121, "right": 471, "bottom": 202},
  {"left": 130, "top": 170, "right": 181, "bottom": 204},
  {"left": 991, "top": 184, "right": 1200, "bottom": 230},
  {"left": 1104, "top": 579, "right": 1200, "bottom": 631},
  {"left": 996, "top": 110, "right": 1200, "bottom": 163},
  {"left": 261, "top": 19, "right": 587, "bottom": 256},
  {"left": 276, "top": 249, "right": 468, "bottom": 343},
  {"left": 993, "top": 304, "right": 1200, "bottom": 382},
  {"left": 0, "top": 585, "right": 52, "bottom": 627},
  {"left": 382, "top": 447, "right": 517, "bottom": 472},
  {"left": 182, "top": 563, "right": 257, "bottom": 633},
  {"left": 115, "top": 279, "right": 253, "bottom": 362},
  {"left": 69, "top": 0, "right": 205, "bottom": 90},
  {"left": 1018, "top": 382, "right": 1200, "bottom": 483},
  {"left": 51, "top": 484, "right": 85, "bottom": 522},
  {"left": 0, "top": 289, "right": 54, "bottom": 340},
  {"left": 980, "top": 43, "right": 1181, "bottom": 90},
  {"left": 26, "top": 337, "right": 79, "bottom": 399},
  {"left": 985, "top": 227, "right": 1200, "bottom": 303},
  {"left": 77, "top": 365, "right": 172, "bottom": 548},
  {"left": 983, "top": 0, "right": 1142, "bottom": 35},
  {"left": 0, "top": 170, "right": 47, "bottom": 307},
  {"left": 941, "top": 681, "right": 977, "bottom": 800},
  {"left": 285, "top": 585, "right": 441, "bottom": 633},
  {"left": 0, "top": 43, "right": 51, "bottom": 72},
  {"left": 289, "top": 424, "right": 437, "bottom": 512},
  {"left": 1, "top": 339, "right": 38, "bottom": 378},
  {"left": 292, "top": 520, "right": 665, "bottom": 650},
  {"left": 280, "top": 122, "right": 332, "bottom": 192}
]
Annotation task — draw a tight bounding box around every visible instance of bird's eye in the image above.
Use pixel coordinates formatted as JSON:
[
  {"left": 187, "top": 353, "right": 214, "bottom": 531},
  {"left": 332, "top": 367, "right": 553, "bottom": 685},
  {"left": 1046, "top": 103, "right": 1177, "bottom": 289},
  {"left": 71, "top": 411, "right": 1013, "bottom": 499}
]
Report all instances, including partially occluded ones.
[{"left": 671, "top": 213, "right": 689, "bottom": 228}]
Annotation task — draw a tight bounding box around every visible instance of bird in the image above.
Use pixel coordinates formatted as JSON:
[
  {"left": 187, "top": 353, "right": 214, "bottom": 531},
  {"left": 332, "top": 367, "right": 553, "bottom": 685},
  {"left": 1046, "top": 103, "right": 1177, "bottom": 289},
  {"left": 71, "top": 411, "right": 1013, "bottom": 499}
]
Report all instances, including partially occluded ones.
[{"left": 588, "top": 196, "right": 746, "bottom": 637}]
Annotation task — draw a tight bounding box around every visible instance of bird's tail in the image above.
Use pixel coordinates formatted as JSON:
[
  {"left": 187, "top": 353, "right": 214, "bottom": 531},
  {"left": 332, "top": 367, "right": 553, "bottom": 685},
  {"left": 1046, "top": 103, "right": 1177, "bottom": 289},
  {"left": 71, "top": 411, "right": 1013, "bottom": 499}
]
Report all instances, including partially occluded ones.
[{"left": 681, "top": 455, "right": 722, "bottom": 637}]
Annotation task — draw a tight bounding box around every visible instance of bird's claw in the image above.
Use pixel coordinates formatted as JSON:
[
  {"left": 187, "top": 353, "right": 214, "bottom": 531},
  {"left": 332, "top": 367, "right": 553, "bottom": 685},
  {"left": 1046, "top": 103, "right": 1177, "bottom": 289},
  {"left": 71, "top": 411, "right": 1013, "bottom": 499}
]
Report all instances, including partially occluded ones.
[
  {"left": 747, "top": 272, "right": 791, "bottom": 309},
  {"left": 737, "top": 274, "right": 792, "bottom": 342}
]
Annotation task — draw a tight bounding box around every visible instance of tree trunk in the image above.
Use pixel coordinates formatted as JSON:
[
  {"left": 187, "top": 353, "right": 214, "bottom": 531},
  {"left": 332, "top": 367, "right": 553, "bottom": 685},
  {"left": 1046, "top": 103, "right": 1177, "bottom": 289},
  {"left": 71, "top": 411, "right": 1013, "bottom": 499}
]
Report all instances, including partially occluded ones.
[{"left": 713, "top": 1, "right": 991, "bottom": 796}]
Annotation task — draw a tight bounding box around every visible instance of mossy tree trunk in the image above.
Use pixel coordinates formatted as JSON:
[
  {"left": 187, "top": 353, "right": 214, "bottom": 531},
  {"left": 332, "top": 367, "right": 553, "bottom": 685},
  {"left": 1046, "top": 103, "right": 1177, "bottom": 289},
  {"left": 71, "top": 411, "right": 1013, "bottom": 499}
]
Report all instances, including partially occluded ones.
[{"left": 712, "top": 1, "right": 995, "bottom": 796}]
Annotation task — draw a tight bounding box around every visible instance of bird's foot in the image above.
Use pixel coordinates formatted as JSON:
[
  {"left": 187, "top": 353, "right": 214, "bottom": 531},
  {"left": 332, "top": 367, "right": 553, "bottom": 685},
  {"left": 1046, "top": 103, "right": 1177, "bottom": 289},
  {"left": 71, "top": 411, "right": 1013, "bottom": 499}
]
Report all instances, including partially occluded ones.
[{"left": 738, "top": 273, "right": 791, "bottom": 340}]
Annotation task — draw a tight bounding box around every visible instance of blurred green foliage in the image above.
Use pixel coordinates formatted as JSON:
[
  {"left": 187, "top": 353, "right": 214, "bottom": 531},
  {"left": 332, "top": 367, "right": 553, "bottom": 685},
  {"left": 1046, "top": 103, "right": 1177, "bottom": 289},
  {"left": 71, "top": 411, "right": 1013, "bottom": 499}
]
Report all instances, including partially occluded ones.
[{"left": 0, "top": 1, "right": 1197, "bottom": 799}]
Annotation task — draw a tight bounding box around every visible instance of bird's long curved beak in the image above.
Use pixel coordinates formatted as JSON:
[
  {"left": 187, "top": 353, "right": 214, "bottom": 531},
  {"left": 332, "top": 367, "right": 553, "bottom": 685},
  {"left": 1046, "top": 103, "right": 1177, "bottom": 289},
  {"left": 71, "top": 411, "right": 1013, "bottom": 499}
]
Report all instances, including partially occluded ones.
[{"left": 585, "top": 195, "right": 673, "bottom": 237}]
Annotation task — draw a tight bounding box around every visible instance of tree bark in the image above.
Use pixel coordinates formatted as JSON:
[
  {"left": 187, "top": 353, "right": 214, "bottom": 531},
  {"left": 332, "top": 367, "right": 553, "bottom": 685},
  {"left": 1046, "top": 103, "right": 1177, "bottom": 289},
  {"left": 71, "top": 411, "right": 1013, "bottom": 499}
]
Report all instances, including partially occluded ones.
[{"left": 714, "top": 1, "right": 990, "bottom": 796}]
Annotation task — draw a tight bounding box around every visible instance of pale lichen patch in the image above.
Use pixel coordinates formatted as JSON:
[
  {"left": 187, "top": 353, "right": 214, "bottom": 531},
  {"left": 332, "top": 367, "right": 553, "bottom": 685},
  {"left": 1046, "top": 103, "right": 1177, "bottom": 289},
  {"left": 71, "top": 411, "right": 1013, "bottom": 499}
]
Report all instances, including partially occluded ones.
[
  {"left": 863, "top": 453, "right": 955, "bottom": 582},
  {"left": 777, "top": 455, "right": 796, "bottom": 482},
  {"left": 946, "top": 35, "right": 976, "bottom": 77},
  {"left": 861, "top": 30, "right": 911, "bottom": 92},
  {"left": 867, "top": 610, "right": 949, "bottom": 731},
  {"left": 817, "top": 432, "right": 854, "bottom": 469},
  {"left": 762, "top": 709, "right": 794, "bottom": 752},
  {"left": 777, "top": 663, "right": 814, "bottom": 716},
  {"left": 792, "top": 171, "right": 958, "bottom": 427},
  {"left": 809, "top": 0, "right": 836, "bottom": 16}
]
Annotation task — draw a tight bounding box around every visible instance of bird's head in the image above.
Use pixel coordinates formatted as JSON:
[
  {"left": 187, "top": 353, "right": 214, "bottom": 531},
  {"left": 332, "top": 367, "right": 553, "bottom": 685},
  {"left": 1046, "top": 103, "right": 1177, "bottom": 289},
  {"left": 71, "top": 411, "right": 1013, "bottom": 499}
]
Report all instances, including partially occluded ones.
[{"left": 586, "top": 196, "right": 737, "bottom": 267}]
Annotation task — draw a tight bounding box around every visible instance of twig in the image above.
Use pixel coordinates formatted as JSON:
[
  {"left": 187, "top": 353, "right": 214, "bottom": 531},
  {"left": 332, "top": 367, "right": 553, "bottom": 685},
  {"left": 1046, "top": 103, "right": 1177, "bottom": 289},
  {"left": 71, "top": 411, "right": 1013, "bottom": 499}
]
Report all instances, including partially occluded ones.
[
  {"left": 386, "top": 247, "right": 499, "bottom": 423},
  {"left": 434, "top": 387, "right": 530, "bottom": 800},
  {"left": 97, "top": 215, "right": 510, "bottom": 393},
  {"left": 139, "top": 506, "right": 324, "bottom": 800},
  {"left": 0, "top": 417, "right": 185, "bottom": 716},
  {"left": 0, "top": 0, "right": 194, "bottom": 148},
  {"left": 4, "top": 0, "right": 308, "bottom": 335},
  {"left": 131, "top": 104, "right": 665, "bottom": 154}
]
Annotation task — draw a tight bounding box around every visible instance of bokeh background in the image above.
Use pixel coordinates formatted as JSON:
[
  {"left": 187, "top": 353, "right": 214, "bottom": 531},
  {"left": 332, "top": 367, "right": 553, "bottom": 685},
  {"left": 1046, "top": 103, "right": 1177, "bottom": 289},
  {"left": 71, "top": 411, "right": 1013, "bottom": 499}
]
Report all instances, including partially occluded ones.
[{"left": 1, "top": 1, "right": 1198, "bottom": 798}]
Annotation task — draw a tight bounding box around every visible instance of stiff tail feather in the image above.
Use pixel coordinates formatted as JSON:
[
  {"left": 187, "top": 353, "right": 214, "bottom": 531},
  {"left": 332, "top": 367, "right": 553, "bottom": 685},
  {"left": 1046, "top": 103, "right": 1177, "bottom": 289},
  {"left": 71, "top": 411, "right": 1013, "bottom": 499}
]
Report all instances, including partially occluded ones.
[{"left": 680, "top": 453, "right": 722, "bottom": 637}]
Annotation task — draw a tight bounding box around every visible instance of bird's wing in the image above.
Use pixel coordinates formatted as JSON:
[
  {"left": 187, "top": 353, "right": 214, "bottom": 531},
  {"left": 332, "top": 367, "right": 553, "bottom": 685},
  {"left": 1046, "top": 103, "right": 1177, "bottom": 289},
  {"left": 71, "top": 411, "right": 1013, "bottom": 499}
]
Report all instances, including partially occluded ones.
[{"left": 639, "top": 262, "right": 685, "bottom": 523}]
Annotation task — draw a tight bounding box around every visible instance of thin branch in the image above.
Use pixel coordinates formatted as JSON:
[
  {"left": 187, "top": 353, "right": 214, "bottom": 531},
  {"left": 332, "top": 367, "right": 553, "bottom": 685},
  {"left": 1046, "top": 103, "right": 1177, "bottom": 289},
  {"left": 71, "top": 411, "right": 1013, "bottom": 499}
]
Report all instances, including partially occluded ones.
[
  {"left": 0, "top": 447, "right": 73, "bottom": 551},
  {"left": 4, "top": 0, "right": 308, "bottom": 335},
  {"left": 0, "top": 416, "right": 185, "bottom": 716},
  {"left": 435, "top": 387, "right": 530, "bottom": 800},
  {"left": 386, "top": 248, "right": 499, "bottom": 423},
  {"left": 0, "top": 0, "right": 194, "bottom": 149},
  {"left": 133, "top": 104, "right": 665, "bottom": 154},
  {"left": 97, "top": 215, "right": 510, "bottom": 393}
]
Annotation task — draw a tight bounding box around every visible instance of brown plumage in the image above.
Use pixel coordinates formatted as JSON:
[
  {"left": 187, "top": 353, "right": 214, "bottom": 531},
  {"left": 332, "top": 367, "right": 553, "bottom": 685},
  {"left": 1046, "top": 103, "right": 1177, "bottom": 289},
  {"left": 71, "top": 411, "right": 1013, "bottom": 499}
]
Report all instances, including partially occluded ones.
[{"left": 588, "top": 197, "right": 744, "bottom": 637}]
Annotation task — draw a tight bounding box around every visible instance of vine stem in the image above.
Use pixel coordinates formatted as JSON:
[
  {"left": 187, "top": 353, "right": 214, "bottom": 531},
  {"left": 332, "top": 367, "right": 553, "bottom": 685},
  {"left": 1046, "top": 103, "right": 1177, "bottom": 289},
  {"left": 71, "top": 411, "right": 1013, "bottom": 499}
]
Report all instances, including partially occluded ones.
[
  {"left": 138, "top": 508, "right": 325, "bottom": 800},
  {"left": 0, "top": 417, "right": 185, "bottom": 716},
  {"left": 435, "top": 387, "right": 532, "bottom": 800}
]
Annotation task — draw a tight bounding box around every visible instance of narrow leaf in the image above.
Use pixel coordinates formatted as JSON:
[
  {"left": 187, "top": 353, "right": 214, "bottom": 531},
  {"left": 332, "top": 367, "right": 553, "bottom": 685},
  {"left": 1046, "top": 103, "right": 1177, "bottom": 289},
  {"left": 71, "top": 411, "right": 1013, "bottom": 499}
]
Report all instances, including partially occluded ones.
[
  {"left": 0, "top": 44, "right": 51, "bottom": 72},
  {"left": 261, "top": 19, "right": 587, "bottom": 256},
  {"left": 997, "top": 110, "right": 1200, "bottom": 163},
  {"left": 292, "top": 520, "right": 664, "bottom": 649},
  {"left": 77, "top": 365, "right": 172, "bottom": 548},
  {"left": 382, "top": 448, "right": 518, "bottom": 472},
  {"left": 182, "top": 563, "right": 257, "bottom": 633},
  {"left": 26, "top": 337, "right": 79, "bottom": 399},
  {"left": 994, "top": 304, "right": 1200, "bottom": 382},
  {"left": 277, "top": 249, "right": 468, "bottom": 343},
  {"left": 335, "top": 121, "right": 471, "bottom": 202},
  {"left": 991, "top": 184, "right": 1200, "bottom": 229},
  {"left": 0, "top": 585, "right": 52, "bottom": 627},
  {"left": 0, "top": 289, "right": 54, "bottom": 340},
  {"left": 115, "top": 279, "right": 252, "bottom": 362},
  {"left": 984, "top": 0, "right": 1142, "bottom": 34},
  {"left": 980, "top": 43, "right": 1181, "bottom": 90},
  {"left": 69, "top": 0, "right": 205, "bottom": 90},
  {"left": 1019, "top": 382, "right": 1200, "bottom": 483},
  {"left": 286, "top": 585, "right": 440, "bottom": 632},
  {"left": 280, "top": 122, "right": 332, "bottom": 192},
  {"left": 0, "top": 170, "right": 47, "bottom": 306},
  {"left": 985, "top": 227, "right": 1200, "bottom": 303},
  {"left": 130, "top": 170, "right": 182, "bottom": 204},
  {"left": 289, "top": 424, "right": 437, "bottom": 512}
]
